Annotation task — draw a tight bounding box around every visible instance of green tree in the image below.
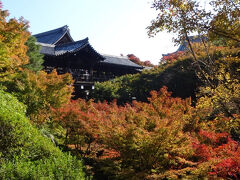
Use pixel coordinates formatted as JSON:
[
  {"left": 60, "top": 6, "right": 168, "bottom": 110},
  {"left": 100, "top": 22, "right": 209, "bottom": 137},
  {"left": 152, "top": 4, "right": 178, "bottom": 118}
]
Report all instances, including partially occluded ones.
[{"left": 24, "top": 36, "right": 44, "bottom": 72}]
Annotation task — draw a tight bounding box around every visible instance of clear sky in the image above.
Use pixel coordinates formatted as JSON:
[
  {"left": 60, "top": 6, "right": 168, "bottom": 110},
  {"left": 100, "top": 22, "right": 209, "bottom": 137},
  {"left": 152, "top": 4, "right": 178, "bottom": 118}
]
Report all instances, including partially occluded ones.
[{"left": 2, "top": 0, "right": 178, "bottom": 65}]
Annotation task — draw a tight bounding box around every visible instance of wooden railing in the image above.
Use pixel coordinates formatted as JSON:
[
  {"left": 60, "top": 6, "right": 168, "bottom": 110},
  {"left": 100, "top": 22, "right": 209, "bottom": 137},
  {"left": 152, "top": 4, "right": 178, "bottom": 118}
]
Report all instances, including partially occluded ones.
[
  {"left": 45, "top": 67, "right": 116, "bottom": 84},
  {"left": 74, "top": 74, "right": 115, "bottom": 84}
]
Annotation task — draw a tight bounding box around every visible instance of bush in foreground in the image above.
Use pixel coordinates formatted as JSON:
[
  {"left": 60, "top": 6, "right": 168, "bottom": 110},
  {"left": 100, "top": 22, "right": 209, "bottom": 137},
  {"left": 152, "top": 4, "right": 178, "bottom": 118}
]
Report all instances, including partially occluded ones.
[
  {"left": 0, "top": 154, "right": 86, "bottom": 180},
  {"left": 0, "top": 89, "right": 86, "bottom": 179}
]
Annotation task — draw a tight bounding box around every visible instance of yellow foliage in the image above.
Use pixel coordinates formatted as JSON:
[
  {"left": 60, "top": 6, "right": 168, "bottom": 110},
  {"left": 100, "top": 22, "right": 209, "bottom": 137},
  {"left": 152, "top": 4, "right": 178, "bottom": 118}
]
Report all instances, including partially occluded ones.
[
  {"left": 0, "top": 9, "right": 29, "bottom": 79},
  {"left": 6, "top": 69, "right": 74, "bottom": 123}
]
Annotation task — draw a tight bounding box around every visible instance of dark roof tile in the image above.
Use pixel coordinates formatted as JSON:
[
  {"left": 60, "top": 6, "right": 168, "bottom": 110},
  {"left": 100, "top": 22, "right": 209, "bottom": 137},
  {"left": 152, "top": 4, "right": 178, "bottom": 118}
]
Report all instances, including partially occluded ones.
[
  {"left": 102, "top": 55, "right": 143, "bottom": 69},
  {"left": 55, "top": 38, "right": 89, "bottom": 55},
  {"left": 36, "top": 42, "right": 55, "bottom": 55},
  {"left": 34, "top": 26, "right": 140, "bottom": 68},
  {"left": 34, "top": 25, "right": 73, "bottom": 45}
]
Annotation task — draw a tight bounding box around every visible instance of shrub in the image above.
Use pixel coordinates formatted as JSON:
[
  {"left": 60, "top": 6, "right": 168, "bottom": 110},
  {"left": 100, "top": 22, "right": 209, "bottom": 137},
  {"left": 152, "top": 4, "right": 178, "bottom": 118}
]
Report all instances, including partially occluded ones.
[
  {"left": 0, "top": 89, "right": 61, "bottom": 159},
  {"left": 0, "top": 154, "right": 86, "bottom": 180},
  {"left": 0, "top": 89, "right": 86, "bottom": 179}
]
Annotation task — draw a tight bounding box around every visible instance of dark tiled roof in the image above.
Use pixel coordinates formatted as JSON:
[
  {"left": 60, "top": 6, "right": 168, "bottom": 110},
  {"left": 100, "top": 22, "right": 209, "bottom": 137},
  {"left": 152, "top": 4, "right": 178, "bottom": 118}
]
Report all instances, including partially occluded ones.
[
  {"left": 163, "top": 36, "right": 208, "bottom": 57},
  {"left": 34, "top": 26, "right": 139, "bottom": 67},
  {"left": 177, "top": 42, "right": 188, "bottom": 51},
  {"left": 34, "top": 25, "right": 73, "bottom": 45},
  {"left": 37, "top": 38, "right": 105, "bottom": 60},
  {"left": 36, "top": 38, "right": 89, "bottom": 56},
  {"left": 36, "top": 42, "right": 55, "bottom": 55},
  {"left": 55, "top": 38, "right": 89, "bottom": 55},
  {"left": 101, "top": 55, "right": 143, "bottom": 69},
  {"left": 177, "top": 36, "right": 205, "bottom": 51}
]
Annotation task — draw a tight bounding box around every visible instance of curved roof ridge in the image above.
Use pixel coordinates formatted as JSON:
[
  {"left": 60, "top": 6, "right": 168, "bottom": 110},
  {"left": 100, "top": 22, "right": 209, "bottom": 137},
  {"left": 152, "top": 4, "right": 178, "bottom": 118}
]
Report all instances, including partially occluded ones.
[
  {"left": 54, "top": 38, "right": 90, "bottom": 56},
  {"left": 87, "top": 42, "right": 105, "bottom": 60},
  {"left": 33, "top": 25, "right": 74, "bottom": 45},
  {"left": 34, "top": 25, "right": 68, "bottom": 37},
  {"left": 56, "top": 37, "right": 89, "bottom": 47},
  {"left": 53, "top": 27, "right": 74, "bottom": 45}
]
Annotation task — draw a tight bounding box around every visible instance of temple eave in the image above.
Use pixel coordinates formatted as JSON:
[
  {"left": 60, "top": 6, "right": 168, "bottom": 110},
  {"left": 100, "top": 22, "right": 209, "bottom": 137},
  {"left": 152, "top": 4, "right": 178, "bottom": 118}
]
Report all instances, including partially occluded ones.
[{"left": 35, "top": 25, "right": 143, "bottom": 99}]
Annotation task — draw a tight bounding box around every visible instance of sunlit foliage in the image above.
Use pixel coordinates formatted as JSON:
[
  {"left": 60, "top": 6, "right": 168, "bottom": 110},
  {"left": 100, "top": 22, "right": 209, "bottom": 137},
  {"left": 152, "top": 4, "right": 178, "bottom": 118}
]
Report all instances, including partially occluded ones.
[
  {"left": 3, "top": 69, "right": 73, "bottom": 123},
  {"left": 54, "top": 87, "right": 240, "bottom": 179},
  {"left": 0, "top": 5, "right": 29, "bottom": 79}
]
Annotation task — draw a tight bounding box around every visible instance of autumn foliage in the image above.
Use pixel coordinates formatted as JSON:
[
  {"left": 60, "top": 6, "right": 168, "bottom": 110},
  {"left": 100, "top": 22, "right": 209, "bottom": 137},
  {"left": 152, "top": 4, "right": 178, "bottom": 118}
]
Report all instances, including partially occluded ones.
[
  {"left": 53, "top": 86, "right": 240, "bottom": 179},
  {"left": 0, "top": 7, "right": 29, "bottom": 79},
  {"left": 192, "top": 130, "right": 240, "bottom": 179},
  {"left": 0, "top": 0, "right": 239, "bottom": 179},
  {"left": 2, "top": 69, "right": 73, "bottom": 123},
  {"left": 0, "top": 3, "right": 87, "bottom": 178},
  {"left": 162, "top": 51, "right": 185, "bottom": 63},
  {"left": 127, "top": 54, "right": 155, "bottom": 67}
]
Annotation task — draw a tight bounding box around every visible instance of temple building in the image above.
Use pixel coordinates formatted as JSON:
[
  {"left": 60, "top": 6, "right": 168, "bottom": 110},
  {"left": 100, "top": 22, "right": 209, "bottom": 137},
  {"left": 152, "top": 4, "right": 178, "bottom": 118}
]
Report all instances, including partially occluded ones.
[
  {"left": 34, "top": 25, "right": 143, "bottom": 98},
  {"left": 162, "top": 35, "right": 207, "bottom": 58}
]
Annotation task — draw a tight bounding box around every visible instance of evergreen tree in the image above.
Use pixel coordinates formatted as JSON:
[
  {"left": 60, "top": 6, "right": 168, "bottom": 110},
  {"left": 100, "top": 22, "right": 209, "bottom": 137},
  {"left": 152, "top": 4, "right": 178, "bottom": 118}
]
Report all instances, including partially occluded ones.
[{"left": 24, "top": 36, "right": 44, "bottom": 72}]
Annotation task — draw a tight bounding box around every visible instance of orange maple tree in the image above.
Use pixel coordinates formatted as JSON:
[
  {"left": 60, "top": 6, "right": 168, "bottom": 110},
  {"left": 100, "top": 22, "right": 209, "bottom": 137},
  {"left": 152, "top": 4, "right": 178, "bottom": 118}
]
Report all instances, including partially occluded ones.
[{"left": 0, "top": 4, "right": 29, "bottom": 79}]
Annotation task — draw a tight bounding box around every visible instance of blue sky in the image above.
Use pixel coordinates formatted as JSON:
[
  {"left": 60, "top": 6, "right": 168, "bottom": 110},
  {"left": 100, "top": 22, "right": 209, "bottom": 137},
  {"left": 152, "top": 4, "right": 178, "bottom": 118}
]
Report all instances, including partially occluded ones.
[{"left": 2, "top": 0, "right": 177, "bottom": 64}]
